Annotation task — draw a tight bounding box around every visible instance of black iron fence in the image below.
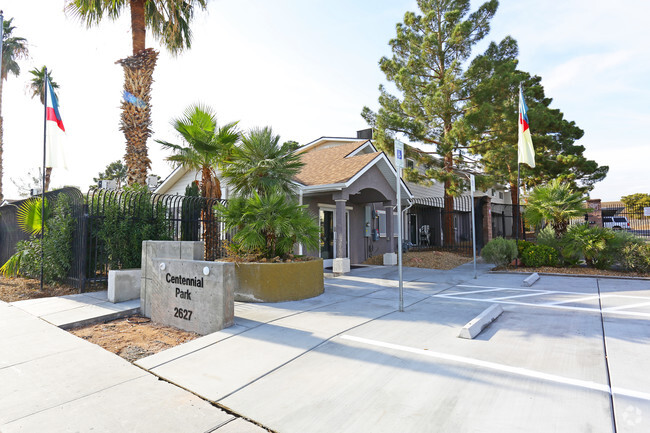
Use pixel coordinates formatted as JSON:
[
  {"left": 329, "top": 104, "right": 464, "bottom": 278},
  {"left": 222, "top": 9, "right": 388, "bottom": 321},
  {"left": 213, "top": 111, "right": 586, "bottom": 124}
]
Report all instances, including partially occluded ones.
[
  {"left": 0, "top": 187, "right": 231, "bottom": 291},
  {"left": 601, "top": 202, "right": 650, "bottom": 240},
  {"left": 0, "top": 188, "right": 86, "bottom": 289},
  {"left": 406, "top": 196, "right": 476, "bottom": 255},
  {"left": 85, "top": 188, "right": 231, "bottom": 285}
]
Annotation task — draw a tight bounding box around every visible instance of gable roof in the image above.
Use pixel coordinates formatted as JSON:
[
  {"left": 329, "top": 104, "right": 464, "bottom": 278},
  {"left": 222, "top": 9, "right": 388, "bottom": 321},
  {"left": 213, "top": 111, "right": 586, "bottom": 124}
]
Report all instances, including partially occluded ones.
[{"left": 295, "top": 140, "right": 379, "bottom": 186}]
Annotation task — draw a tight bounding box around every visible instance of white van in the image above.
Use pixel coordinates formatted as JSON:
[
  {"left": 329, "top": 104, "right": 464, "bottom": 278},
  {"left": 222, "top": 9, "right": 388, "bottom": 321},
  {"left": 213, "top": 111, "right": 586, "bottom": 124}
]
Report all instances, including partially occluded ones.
[{"left": 602, "top": 216, "right": 630, "bottom": 230}]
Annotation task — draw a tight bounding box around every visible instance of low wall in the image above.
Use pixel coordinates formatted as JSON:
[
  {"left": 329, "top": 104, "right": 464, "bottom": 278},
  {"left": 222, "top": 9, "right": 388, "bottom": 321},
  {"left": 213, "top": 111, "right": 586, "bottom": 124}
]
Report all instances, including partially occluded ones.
[
  {"left": 108, "top": 269, "right": 141, "bottom": 303},
  {"left": 232, "top": 259, "right": 324, "bottom": 303}
]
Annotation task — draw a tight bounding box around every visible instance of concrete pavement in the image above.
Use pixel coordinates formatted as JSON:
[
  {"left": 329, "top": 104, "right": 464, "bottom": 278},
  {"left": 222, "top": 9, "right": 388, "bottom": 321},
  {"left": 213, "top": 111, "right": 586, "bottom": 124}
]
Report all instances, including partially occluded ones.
[{"left": 2, "top": 263, "right": 650, "bottom": 432}]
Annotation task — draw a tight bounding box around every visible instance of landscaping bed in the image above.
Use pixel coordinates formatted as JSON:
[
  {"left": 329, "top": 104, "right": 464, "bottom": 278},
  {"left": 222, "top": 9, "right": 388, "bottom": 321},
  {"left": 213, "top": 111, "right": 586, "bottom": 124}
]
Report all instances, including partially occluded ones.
[
  {"left": 69, "top": 316, "right": 199, "bottom": 362},
  {"left": 0, "top": 276, "right": 81, "bottom": 302},
  {"left": 494, "top": 265, "right": 650, "bottom": 278},
  {"left": 363, "top": 250, "right": 472, "bottom": 269}
]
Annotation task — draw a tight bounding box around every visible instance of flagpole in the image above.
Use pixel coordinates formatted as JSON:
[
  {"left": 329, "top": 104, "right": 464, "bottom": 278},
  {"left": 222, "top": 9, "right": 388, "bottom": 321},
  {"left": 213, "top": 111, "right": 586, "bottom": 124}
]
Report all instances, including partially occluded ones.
[{"left": 40, "top": 68, "right": 48, "bottom": 291}]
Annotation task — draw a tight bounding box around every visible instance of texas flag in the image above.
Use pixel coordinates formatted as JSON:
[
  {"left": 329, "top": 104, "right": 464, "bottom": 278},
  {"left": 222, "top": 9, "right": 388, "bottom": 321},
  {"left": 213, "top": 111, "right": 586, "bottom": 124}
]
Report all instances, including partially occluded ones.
[
  {"left": 518, "top": 87, "right": 535, "bottom": 168},
  {"left": 45, "top": 75, "right": 67, "bottom": 170}
]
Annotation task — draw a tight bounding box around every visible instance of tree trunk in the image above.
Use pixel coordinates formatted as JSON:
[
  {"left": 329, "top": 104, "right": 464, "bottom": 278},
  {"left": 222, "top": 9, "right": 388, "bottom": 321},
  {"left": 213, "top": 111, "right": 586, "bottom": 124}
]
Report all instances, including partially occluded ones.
[
  {"left": 130, "top": 0, "right": 146, "bottom": 55},
  {"left": 200, "top": 166, "right": 221, "bottom": 261},
  {"left": 443, "top": 152, "right": 455, "bottom": 247},
  {"left": 117, "top": 48, "right": 158, "bottom": 186},
  {"left": 44, "top": 167, "right": 52, "bottom": 192}
]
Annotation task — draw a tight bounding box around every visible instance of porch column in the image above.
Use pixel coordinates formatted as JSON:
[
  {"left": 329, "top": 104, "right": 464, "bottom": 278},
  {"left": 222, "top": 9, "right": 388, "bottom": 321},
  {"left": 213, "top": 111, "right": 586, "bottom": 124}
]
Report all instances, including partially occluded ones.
[
  {"left": 333, "top": 198, "right": 350, "bottom": 274},
  {"left": 383, "top": 202, "right": 397, "bottom": 265},
  {"left": 335, "top": 199, "right": 347, "bottom": 259},
  {"left": 384, "top": 204, "right": 394, "bottom": 253}
]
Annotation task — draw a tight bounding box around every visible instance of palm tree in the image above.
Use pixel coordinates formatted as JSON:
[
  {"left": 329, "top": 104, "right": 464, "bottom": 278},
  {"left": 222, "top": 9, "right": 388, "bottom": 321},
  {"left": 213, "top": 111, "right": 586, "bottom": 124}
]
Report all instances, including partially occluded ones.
[
  {"left": 0, "top": 17, "right": 29, "bottom": 202},
  {"left": 524, "top": 179, "right": 585, "bottom": 237},
  {"left": 28, "top": 66, "right": 60, "bottom": 192},
  {"left": 156, "top": 104, "right": 239, "bottom": 260},
  {"left": 221, "top": 127, "right": 304, "bottom": 198},
  {"left": 66, "top": 0, "right": 208, "bottom": 186},
  {"left": 156, "top": 104, "right": 239, "bottom": 199}
]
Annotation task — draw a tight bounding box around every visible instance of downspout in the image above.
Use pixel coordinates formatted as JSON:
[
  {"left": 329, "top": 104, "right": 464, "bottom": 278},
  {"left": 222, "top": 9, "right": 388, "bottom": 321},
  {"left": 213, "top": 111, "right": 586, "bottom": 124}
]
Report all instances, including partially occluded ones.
[{"left": 298, "top": 186, "right": 304, "bottom": 255}]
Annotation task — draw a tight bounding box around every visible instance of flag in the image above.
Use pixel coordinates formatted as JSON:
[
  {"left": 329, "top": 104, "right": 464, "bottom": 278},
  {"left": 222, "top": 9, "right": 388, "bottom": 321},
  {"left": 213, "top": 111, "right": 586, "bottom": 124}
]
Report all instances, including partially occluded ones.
[
  {"left": 518, "top": 87, "right": 535, "bottom": 168},
  {"left": 45, "top": 75, "right": 67, "bottom": 170}
]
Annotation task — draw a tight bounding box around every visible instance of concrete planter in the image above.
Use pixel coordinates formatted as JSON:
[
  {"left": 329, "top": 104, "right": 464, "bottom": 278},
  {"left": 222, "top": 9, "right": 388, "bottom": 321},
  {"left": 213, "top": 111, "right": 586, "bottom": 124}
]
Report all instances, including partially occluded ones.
[{"left": 230, "top": 258, "right": 324, "bottom": 303}]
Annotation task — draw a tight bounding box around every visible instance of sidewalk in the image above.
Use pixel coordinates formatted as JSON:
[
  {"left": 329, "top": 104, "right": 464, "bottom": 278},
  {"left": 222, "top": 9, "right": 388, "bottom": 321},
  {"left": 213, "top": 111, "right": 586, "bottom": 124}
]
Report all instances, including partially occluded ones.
[{"left": 0, "top": 296, "right": 267, "bottom": 433}]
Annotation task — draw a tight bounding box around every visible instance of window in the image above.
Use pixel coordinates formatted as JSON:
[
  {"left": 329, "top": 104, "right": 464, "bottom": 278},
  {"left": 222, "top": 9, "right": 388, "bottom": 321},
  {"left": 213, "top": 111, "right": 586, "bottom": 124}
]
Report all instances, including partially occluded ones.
[
  {"left": 406, "top": 158, "right": 415, "bottom": 169},
  {"left": 491, "top": 189, "right": 496, "bottom": 196},
  {"left": 499, "top": 192, "right": 503, "bottom": 199},
  {"left": 394, "top": 212, "right": 399, "bottom": 237}
]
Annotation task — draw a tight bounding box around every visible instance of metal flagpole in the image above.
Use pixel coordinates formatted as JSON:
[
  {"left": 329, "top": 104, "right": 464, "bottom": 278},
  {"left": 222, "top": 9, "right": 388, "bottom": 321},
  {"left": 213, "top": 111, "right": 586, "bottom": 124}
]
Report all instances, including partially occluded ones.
[{"left": 40, "top": 68, "right": 48, "bottom": 290}]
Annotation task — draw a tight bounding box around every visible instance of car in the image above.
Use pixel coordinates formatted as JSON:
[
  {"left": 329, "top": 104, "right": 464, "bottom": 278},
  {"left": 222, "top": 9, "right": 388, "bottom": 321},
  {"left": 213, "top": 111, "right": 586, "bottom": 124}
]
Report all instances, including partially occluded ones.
[{"left": 602, "top": 216, "right": 630, "bottom": 230}]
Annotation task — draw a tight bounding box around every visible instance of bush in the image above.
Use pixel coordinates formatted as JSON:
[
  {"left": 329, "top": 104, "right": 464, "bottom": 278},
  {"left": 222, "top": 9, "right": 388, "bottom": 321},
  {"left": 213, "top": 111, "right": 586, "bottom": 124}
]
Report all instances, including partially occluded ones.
[
  {"left": 9, "top": 195, "right": 75, "bottom": 284},
  {"left": 520, "top": 244, "right": 559, "bottom": 267},
  {"left": 620, "top": 244, "right": 650, "bottom": 273},
  {"left": 517, "top": 240, "right": 535, "bottom": 257},
  {"left": 561, "top": 224, "right": 613, "bottom": 268},
  {"left": 93, "top": 185, "right": 172, "bottom": 269},
  {"left": 481, "top": 237, "right": 518, "bottom": 267}
]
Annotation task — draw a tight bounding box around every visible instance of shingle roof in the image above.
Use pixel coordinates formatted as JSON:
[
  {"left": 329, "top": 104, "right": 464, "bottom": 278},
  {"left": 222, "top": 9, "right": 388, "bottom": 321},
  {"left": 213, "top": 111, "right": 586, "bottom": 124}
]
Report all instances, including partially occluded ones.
[{"left": 294, "top": 141, "right": 381, "bottom": 186}]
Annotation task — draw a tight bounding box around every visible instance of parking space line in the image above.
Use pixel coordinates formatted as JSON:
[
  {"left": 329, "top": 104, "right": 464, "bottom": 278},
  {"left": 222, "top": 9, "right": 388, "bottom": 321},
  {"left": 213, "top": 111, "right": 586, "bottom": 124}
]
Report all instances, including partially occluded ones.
[
  {"left": 545, "top": 295, "right": 601, "bottom": 306},
  {"left": 603, "top": 301, "right": 650, "bottom": 312},
  {"left": 492, "top": 292, "right": 554, "bottom": 301},
  {"left": 443, "top": 288, "right": 508, "bottom": 296},
  {"left": 433, "top": 295, "right": 650, "bottom": 319},
  {"left": 340, "top": 335, "right": 650, "bottom": 402},
  {"left": 457, "top": 284, "right": 583, "bottom": 295}
]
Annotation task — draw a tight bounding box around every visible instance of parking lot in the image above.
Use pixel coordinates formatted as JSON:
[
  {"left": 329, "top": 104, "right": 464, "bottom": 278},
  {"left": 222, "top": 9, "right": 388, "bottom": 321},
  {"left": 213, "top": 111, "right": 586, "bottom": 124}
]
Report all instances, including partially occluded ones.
[{"left": 136, "top": 265, "right": 650, "bottom": 433}]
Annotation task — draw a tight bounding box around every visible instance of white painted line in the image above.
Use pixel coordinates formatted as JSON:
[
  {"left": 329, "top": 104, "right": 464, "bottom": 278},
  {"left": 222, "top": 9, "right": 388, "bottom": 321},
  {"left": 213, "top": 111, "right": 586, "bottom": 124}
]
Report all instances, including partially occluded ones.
[
  {"left": 434, "top": 295, "right": 650, "bottom": 319},
  {"left": 340, "top": 335, "right": 650, "bottom": 402},
  {"left": 457, "top": 284, "right": 583, "bottom": 295},
  {"left": 492, "top": 292, "right": 553, "bottom": 301},
  {"left": 443, "top": 288, "right": 508, "bottom": 296},
  {"left": 545, "top": 295, "right": 601, "bottom": 306},
  {"left": 603, "top": 301, "right": 650, "bottom": 312}
]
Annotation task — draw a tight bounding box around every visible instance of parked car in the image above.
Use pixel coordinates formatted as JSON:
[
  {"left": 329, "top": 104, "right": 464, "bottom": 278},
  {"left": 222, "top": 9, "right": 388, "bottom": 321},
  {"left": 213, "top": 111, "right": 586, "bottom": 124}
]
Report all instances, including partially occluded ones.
[{"left": 602, "top": 216, "right": 630, "bottom": 230}]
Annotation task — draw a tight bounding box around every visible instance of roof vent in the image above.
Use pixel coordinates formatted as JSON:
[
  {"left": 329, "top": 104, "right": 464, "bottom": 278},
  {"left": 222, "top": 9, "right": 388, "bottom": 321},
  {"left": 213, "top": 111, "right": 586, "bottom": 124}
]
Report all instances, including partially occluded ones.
[{"left": 356, "top": 128, "right": 373, "bottom": 140}]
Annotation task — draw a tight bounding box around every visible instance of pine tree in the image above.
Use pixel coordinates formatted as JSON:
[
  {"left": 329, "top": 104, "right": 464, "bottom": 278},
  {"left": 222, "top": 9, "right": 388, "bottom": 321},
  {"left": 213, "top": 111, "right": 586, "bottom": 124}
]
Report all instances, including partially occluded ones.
[{"left": 362, "top": 0, "right": 498, "bottom": 246}]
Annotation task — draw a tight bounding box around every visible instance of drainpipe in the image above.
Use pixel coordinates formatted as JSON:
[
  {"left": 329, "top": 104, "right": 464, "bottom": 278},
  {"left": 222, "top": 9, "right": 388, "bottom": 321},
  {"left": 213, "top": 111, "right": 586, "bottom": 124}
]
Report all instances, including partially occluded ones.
[{"left": 298, "top": 187, "right": 303, "bottom": 255}]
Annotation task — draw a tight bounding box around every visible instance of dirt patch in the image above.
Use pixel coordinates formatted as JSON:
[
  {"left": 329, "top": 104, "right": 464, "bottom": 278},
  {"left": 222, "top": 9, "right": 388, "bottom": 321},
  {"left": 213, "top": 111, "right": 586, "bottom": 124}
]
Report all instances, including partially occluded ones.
[
  {"left": 363, "top": 250, "right": 472, "bottom": 270},
  {"left": 69, "top": 316, "right": 200, "bottom": 363},
  {"left": 0, "top": 276, "right": 82, "bottom": 302},
  {"left": 494, "top": 265, "right": 650, "bottom": 278}
]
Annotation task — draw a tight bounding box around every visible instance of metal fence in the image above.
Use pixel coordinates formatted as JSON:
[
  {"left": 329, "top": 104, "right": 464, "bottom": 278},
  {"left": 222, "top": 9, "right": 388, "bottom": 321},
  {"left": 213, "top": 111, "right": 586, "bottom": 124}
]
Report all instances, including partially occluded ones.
[
  {"left": 85, "top": 188, "right": 231, "bottom": 284},
  {"left": 0, "top": 188, "right": 86, "bottom": 289},
  {"left": 601, "top": 202, "right": 650, "bottom": 240},
  {"left": 406, "top": 196, "right": 475, "bottom": 255}
]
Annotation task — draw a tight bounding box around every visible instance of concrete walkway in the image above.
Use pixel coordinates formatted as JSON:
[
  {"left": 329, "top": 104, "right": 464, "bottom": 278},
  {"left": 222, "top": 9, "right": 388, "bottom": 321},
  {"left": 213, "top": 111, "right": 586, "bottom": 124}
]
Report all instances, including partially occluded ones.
[
  {"left": 0, "top": 296, "right": 267, "bottom": 432},
  {"left": 3, "top": 264, "right": 650, "bottom": 432}
]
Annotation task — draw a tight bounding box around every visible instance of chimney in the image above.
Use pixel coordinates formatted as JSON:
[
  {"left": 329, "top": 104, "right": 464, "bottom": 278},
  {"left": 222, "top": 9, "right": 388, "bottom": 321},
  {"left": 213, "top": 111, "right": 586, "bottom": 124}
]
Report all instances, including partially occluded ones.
[{"left": 356, "top": 128, "right": 373, "bottom": 140}]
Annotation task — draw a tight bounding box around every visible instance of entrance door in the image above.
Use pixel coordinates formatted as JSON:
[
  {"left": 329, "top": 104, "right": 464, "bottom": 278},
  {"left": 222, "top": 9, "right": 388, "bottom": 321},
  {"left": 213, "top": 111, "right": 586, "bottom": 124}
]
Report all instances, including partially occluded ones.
[
  {"left": 408, "top": 213, "right": 417, "bottom": 245},
  {"left": 319, "top": 209, "right": 334, "bottom": 266},
  {"left": 319, "top": 208, "right": 350, "bottom": 267}
]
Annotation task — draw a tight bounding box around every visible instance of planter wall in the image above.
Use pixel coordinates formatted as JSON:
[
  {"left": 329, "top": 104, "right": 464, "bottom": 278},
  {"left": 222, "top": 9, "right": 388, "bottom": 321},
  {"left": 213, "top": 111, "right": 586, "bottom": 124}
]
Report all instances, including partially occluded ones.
[{"left": 232, "top": 259, "right": 324, "bottom": 302}]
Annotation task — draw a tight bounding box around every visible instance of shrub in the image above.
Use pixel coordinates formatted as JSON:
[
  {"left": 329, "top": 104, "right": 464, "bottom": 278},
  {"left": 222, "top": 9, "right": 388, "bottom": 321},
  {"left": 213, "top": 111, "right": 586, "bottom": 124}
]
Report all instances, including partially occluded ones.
[
  {"left": 620, "top": 243, "right": 650, "bottom": 273},
  {"left": 562, "top": 224, "right": 615, "bottom": 268},
  {"left": 3, "top": 194, "right": 76, "bottom": 284},
  {"left": 517, "top": 240, "right": 535, "bottom": 257},
  {"left": 601, "top": 230, "right": 645, "bottom": 268},
  {"left": 481, "top": 237, "right": 518, "bottom": 267},
  {"left": 521, "top": 244, "right": 559, "bottom": 267}
]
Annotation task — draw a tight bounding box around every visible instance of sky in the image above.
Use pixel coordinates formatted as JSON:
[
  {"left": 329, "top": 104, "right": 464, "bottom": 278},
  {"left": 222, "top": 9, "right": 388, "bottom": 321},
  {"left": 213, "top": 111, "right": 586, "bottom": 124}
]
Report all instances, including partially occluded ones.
[{"left": 1, "top": 0, "right": 648, "bottom": 201}]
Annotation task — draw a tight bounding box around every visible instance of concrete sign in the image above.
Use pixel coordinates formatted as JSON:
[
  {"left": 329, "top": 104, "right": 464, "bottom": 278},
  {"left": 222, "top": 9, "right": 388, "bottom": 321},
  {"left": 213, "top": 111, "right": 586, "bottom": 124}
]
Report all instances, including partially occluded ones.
[{"left": 150, "top": 258, "right": 234, "bottom": 335}]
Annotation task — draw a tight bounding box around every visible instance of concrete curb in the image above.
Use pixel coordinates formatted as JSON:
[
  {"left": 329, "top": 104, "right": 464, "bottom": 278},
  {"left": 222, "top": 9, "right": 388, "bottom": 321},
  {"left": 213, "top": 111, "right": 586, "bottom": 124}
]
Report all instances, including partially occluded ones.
[
  {"left": 522, "top": 273, "right": 540, "bottom": 287},
  {"left": 55, "top": 307, "right": 140, "bottom": 330},
  {"left": 490, "top": 270, "right": 650, "bottom": 281},
  {"left": 459, "top": 304, "right": 503, "bottom": 339}
]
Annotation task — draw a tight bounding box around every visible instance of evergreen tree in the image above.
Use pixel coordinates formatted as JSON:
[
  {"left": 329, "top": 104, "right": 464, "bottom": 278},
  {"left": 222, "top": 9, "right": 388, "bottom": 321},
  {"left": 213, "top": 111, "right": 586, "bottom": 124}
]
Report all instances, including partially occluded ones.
[
  {"left": 362, "top": 0, "right": 498, "bottom": 245},
  {"left": 93, "top": 160, "right": 128, "bottom": 190},
  {"left": 465, "top": 37, "right": 608, "bottom": 206}
]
